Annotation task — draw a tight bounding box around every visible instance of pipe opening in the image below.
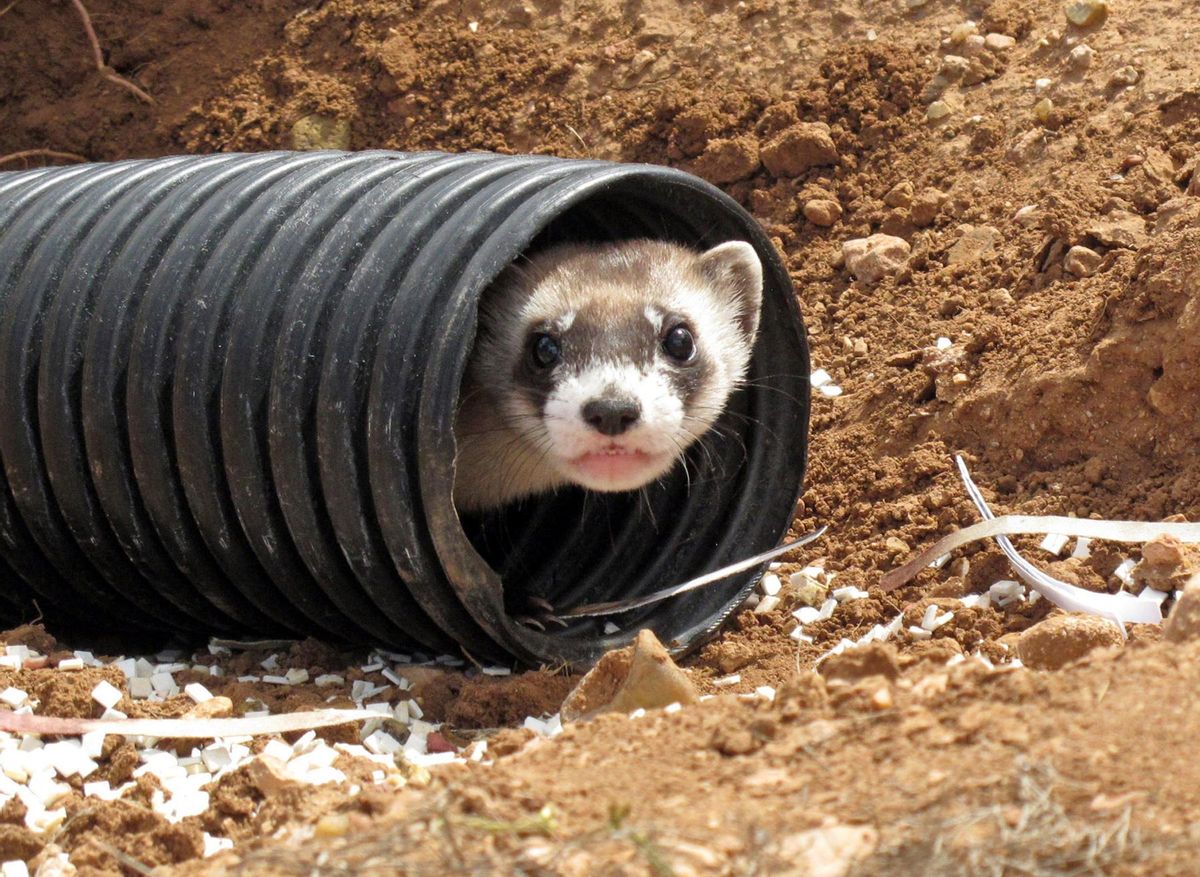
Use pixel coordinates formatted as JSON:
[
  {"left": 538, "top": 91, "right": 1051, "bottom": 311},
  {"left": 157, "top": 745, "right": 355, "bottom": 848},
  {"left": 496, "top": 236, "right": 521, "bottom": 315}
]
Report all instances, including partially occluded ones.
[{"left": 449, "top": 180, "right": 808, "bottom": 662}]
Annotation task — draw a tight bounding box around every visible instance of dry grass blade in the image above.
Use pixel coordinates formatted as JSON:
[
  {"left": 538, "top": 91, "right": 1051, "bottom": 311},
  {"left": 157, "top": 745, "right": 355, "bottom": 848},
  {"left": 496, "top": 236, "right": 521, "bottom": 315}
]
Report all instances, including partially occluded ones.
[
  {"left": 0, "top": 149, "right": 88, "bottom": 167},
  {"left": 0, "top": 707, "right": 377, "bottom": 739},
  {"left": 69, "top": 0, "right": 155, "bottom": 105},
  {"left": 0, "top": 1, "right": 20, "bottom": 18}
]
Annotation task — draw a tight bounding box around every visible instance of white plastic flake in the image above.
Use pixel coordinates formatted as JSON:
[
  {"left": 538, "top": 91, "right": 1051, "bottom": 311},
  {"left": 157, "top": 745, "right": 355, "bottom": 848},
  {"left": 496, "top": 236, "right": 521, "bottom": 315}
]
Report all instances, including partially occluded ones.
[
  {"left": 810, "top": 369, "right": 833, "bottom": 388},
  {"left": 90, "top": 681, "right": 122, "bottom": 711},
  {"left": 1039, "top": 533, "right": 1069, "bottom": 556}
]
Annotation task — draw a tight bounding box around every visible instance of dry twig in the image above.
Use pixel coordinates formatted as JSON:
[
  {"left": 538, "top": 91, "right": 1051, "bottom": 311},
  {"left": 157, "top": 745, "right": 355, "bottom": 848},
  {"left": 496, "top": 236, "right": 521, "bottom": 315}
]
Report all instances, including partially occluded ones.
[
  {"left": 0, "top": 148, "right": 88, "bottom": 167},
  {"left": 69, "top": 0, "right": 155, "bottom": 105}
]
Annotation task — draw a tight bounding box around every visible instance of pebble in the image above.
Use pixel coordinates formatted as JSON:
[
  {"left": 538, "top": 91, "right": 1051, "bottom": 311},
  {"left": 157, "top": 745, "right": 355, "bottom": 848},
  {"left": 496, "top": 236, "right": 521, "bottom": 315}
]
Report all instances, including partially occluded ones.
[
  {"left": 984, "top": 33, "right": 1016, "bottom": 53},
  {"left": 803, "top": 198, "right": 842, "bottom": 227},
  {"left": 760, "top": 123, "right": 839, "bottom": 177},
  {"left": 911, "top": 188, "right": 947, "bottom": 227},
  {"left": 1064, "top": 244, "right": 1102, "bottom": 276},
  {"left": 692, "top": 135, "right": 760, "bottom": 184},
  {"left": 842, "top": 234, "right": 911, "bottom": 284},
  {"left": 925, "top": 100, "right": 953, "bottom": 122},
  {"left": 1068, "top": 44, "right": 1094, "bottom": 71},
  {"left": 1013, "top": 204, "right": 1039, "bottom": 226},
  {"left": 1108, "top": 66, "right": 1139, "bottom": 89},
  {"left": 774, "top": 824, "right": 879, "bottom": 874},
  {"left": 883, "top": 181, "right": 914, "bottom": 208},
  {"left": 1086, "top": 210, "right": 1147, "bottom": 249},
  {"left": 1064, "top": 0, "right": 1108, "bottom": 28},
  {"left": 947, "top": 224, "right": 1000, "bottom": 265},
  {"left": 1034, "top": 98, "right": 1055, "bottom": 125},
  {"left": 290, "top": 114, "right": 352, "bottom": 151},
  {"left": 1165, "top": 576, "right": 1200, "bottom": 643},
  {"left": 1016, "top": 614, "right": 1123, "bottom": 670}
]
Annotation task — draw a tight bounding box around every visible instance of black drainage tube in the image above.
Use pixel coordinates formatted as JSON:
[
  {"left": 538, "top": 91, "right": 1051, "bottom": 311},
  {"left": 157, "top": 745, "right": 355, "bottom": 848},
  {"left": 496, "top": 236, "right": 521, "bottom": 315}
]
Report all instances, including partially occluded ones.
[{"left": 0, "top": 150, "right": 810, "bottom": 665}]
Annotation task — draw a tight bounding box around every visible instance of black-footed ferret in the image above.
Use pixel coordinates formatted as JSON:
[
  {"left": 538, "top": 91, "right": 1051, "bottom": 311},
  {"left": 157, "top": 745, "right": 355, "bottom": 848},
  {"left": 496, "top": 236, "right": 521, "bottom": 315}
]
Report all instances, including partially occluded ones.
[{"left": 453, "top": 238, "right": 763, "bottom": 512}]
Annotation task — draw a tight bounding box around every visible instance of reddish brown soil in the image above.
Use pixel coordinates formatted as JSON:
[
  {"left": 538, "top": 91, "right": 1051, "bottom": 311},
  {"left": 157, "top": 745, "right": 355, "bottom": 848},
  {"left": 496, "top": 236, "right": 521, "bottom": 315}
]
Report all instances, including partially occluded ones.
[{"left": 4, "top": 0, "right": 1200, "bottom": 873}]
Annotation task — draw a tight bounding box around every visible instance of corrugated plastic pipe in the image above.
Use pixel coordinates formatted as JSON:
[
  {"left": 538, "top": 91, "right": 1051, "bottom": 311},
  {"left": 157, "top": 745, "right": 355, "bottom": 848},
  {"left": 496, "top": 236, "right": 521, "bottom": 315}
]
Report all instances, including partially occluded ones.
[{"left": 0, "top": 150, "right": 810, "bottom": 666}]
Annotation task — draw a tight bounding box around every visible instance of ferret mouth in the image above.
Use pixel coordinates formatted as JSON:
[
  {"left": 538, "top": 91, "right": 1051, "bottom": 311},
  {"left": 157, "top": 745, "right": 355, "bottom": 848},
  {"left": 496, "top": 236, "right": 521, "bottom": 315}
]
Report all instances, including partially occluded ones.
[{"left": 565, "top": 444, "right": 672, "bottom": 491}]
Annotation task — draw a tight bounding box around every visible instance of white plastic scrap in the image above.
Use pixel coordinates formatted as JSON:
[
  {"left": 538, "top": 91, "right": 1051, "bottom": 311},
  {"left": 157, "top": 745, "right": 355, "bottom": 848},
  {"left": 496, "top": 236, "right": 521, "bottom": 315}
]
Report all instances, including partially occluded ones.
[
  {"left": 184, "top": 683, "right": 214, "bottom": 704},
  {"left": 1039, "top": 532, "right": 1069, "bottom": 556},
  {"left": 90, "top": 681, "right": 122, "bottom": 711},
  {"left": 754, "top": 686, "right": 776, "bottom": 702},
  {"left": 759, "top": 573, "right": 782, "bottom": 596},
  {"left": 754, "top": 595, "right": 781, "bottom": 615},
  {"left": 203, "top": 833, "right": 235, "bottom": 858},
  {"left": 920, "top": 605, "right": 939, "bottom": 631},
  {"left": 1112, "top": 558, "right": 1137, "bottom": 587},
  {"left": 1138, "top": 586, "right": 1169, "bottom": 606},
  {"left": 1072, "top": 536, "right": 1092, "bottom": 560},
  {"left": 831, "top": 586, "right": 869, "bottom": 602},
  {"left": 989, "top": 579, "right": 1025, "bottom": 608},
  {"left": 712, "top": 674, "right": 741, "bottom": 687},
  {"left": 954, "top": 457, "right": 1162, "bottom": 632},
  {"left": 810, "top": 369, "right": 833, "bottom": 388}
]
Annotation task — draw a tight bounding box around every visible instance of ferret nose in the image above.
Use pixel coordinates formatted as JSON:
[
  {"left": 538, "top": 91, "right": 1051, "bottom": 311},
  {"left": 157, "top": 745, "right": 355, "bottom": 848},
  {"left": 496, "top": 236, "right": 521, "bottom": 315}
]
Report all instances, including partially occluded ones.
[{"left": 582, "top": 398, "right": 641, "bottom": 436}]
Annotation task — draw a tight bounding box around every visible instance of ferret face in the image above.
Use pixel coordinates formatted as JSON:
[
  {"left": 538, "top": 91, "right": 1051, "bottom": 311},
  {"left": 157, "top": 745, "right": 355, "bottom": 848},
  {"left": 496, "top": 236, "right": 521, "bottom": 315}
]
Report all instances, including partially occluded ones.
[{"left": 466, "top": 239, "right": 763, "bottom": 499}]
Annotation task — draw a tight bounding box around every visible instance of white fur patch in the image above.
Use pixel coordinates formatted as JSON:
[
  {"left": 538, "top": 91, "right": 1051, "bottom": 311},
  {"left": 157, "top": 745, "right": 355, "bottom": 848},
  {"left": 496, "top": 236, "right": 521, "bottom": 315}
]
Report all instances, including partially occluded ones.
[{"left": 543, "top": 360, "right": 684, "bottom": 462}]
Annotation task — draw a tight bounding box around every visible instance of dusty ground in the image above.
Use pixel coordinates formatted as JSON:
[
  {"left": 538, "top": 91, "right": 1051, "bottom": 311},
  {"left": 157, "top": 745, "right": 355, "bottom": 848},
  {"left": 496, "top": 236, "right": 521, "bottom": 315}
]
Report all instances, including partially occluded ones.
[{"left": 4, "top": 0, "right": 1200, "bottom": 873}]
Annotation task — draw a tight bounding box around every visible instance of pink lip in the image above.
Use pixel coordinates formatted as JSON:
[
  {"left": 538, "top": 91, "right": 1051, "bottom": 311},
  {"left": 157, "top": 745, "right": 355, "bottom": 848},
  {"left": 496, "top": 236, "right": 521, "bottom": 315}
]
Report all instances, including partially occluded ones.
[{"left": 569, "top": 445, "right": 659, "bottom": 486}]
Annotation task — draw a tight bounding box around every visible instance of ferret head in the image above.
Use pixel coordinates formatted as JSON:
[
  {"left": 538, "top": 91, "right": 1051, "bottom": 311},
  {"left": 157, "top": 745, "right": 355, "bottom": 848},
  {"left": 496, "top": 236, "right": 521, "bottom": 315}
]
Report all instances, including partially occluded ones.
[{"left": 469, "top": 238, "right": 763, "bottom": 496}]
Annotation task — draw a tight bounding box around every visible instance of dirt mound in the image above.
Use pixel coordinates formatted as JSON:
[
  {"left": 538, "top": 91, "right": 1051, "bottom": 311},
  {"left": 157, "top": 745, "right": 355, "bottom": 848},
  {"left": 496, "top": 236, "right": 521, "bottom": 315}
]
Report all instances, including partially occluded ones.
[{"left": 4, "top": 0, "right": 1200, "bottom": 872}]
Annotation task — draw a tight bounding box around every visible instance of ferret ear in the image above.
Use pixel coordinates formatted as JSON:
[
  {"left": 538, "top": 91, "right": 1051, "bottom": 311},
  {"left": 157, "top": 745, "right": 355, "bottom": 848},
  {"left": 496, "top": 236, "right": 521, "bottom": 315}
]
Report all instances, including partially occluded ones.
[{"left": 698, "top": 240, "right": 763, "bottom": 341}]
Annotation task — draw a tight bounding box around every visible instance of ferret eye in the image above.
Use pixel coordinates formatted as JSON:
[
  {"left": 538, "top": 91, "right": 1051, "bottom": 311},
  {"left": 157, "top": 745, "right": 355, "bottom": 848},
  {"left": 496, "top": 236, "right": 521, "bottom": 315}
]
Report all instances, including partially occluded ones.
[
  {"left": 662, "top": 324, "right": 696, "bottom": 363},
  {"left": 529, "top": 333, "right": 562, "bottom": 369}
]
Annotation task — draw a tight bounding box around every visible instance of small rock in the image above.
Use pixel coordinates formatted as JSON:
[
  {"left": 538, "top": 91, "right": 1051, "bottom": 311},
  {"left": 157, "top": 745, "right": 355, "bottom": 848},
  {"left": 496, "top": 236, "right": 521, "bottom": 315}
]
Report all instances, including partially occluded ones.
[
  {"left": 314, "top": 814, "right": 351, "bottom": 838},
  {"left": 947, "top": 224, "right": 1001, "bottom": 265},
  {"left": 926, "top": 100, "right": 953, "bottom": 122},
  {"left": 884, "top": 535, "right": 909, "bottom": 555},
  {"left": 961, "top": 35, "right": 987, "bottom": 58},
  {"left": 183, "top": 696, "right": 234, "bottom": 719},
  {"left": 984, "top": 33, "right": 1016, "bottom": 53},
  {"left": 1165, "top": 575, "right": 1200, "bottom": 644},
  {"left": 244, "top": 756, "right": 299, "bottom": 797},
  {"left": 560, "top": 629, "right": 698, "bottom": 722},
  {"left": 290, "top": 114, "right": 352, "bottom": 151},
  {"left": 820, "top": 642, "right": 900, "bottom": 682},
  {"left": 1034, "top": 98, "right": 1055, "bottom": 125},
  {"left": 1133, "top": 535, "right": 1200, "bottom": 593},
  {"left": 883, "top": 181, "right": 914, "bottom": 208},
  {"left": 692, "top": 135, "right": 760, "bottom": 184},
  {"left": 1017, "top": 614, "right": 1123, "bottom": 670},
  {"left": 948, "top": 21, "right": 977, "bottom": 43},
  {"left": 939, "top": 55, "right": 970, "bottom": 80},
  {"left": 842, "top": 234, "right": 911, "bottom": 284},
  {"left": 1108, "top": 66, "right": 1139, "bottom": 89},
  {"left": 1064, "top": 0, "right": 1108, "bottom": 28},
  {"left": 911, "top": 188, "right": 948, "bottom": 227},
  {"left": 962, "top": 55, "right": 998, "bottom": 86},
  {"left": 905, "top": 0, "right": 930, "bottom": 7},
  {"left": 1007, "top": 128, "right": 1046, "bottom": 163},
  {"left": 804, "top": 198, "right": 843, "bottom": 227},
  {"left": 773, "top": 825, "right": 879, "bottom": 877},
  {"left": 760, "top": 123, "right": 839, "bottom": 177},
  {"left": 1013, "top": 204, "right": 1040, "bottom": 226},
  {"left": 1086, "top": 210, "right": 1147, "bottom": 249},
  {"left": 1068, "top": 44, "right": 1094, "bottom": 70},
  {"left": 1064, "top": 244, "right": 1102, "bottom": 276}
]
